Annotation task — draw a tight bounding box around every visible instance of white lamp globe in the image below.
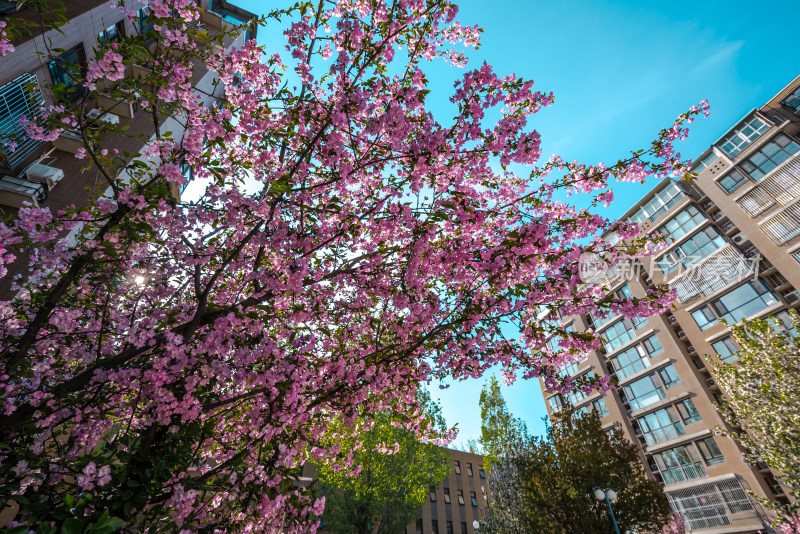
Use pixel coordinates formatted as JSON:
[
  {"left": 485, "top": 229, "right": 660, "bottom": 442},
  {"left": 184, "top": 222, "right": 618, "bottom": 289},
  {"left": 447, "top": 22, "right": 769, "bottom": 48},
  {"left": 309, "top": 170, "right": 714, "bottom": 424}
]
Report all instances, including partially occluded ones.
[
  {"left": 472, "top": 520, "right": 480, "bottom": 530},
  {"left": 594, "top": 488, "right": 606, "bottom": 501},
  {"left": 607, "top": 489, "right": 618, "bottom": 503}
]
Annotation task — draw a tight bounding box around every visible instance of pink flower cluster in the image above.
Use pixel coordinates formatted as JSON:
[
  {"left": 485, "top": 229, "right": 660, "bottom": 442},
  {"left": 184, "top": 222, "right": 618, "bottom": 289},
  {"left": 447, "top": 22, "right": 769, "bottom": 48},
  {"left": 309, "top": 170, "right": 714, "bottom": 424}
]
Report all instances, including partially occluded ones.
[
  {"left": 85, "top": 46, "right": 126, "bottom": 90},
  {"left": 0, "top": 21, "right": 13, "bottom": 56}
]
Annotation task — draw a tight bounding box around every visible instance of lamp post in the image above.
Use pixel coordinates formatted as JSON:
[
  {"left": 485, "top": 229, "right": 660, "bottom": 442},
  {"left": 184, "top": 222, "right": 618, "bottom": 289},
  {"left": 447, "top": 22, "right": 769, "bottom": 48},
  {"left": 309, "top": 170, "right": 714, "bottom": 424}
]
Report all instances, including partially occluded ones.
[{"left": 593, "top": 487, "right": 621, "bottom": 534}]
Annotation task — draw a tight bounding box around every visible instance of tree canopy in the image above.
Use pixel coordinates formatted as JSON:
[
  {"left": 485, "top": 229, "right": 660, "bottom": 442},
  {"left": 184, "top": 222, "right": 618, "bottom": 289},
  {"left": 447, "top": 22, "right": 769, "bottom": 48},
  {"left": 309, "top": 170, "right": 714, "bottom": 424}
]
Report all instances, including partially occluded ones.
[
  {"left": 0, "top": 0, "right": 706, "bottom": 531},
  {"left": 478, "top": 375, "right": 528, "bottom": 465},
  {"left": 316, "top": 391, "right": 451, "bottom": 534},
  {"left": 481, "top": 406, "right": 671, "bottom": 534}
]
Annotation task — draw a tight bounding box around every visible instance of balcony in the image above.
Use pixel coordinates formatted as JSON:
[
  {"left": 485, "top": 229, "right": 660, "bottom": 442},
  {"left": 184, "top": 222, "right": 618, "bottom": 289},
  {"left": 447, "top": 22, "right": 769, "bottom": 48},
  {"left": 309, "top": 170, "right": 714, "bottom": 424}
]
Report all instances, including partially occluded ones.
[
  {"left": 643, "top": 424, "right": 685, "bottom": 447},
  {"left": 672, "top": 245, "right": 755, "bottom": 303},
  {"left": 661, "top": 462, "right": 707, "bottom": 485}
]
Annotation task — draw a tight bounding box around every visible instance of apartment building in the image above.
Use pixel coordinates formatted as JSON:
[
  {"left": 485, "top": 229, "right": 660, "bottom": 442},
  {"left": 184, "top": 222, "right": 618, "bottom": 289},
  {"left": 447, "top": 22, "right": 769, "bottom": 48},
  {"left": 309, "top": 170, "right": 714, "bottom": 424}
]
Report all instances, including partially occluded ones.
[
  {"left": 0, "top": 0, "right": 256, "bottom": 298},
  {"left": 409, "top": 450, "right": 490, "bottom": 534},
  {"left": 540, "top": 74, "right": 800, "bottom": 533}
]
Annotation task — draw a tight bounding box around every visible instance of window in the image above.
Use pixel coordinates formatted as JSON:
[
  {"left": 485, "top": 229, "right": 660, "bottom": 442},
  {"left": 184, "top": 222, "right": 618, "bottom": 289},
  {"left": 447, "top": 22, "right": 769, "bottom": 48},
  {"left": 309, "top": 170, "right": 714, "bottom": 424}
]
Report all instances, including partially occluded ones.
[
  {"left": 692, "top": 280, "right": 779, "bottom": 331},
  {"left": 547, "top": 394, "right": 563, "bottom": 413},
  {"left": 653, "top": 445, "right": 707, "bottom": 485},
  {"left": 447, "top": 521, "right": 454, "bottom": 534},
  {"left": 717, "top": 114, "right": 769, "bottom": 157},
  {"left": 637, "top": 407, "right": 684, "bottom": 446},
  {"left": 622, "top": 365, "right": 680, "bottom": 410},
  {"left": 591, "top": 285, "right": 642, "bottom": 328},
  {"left": 676, "top": 399, "right": 702, "bottom": 424},
  {"left": 657, "top": 226, "right": 727, "bottom": 275},
  {"left": 557, "top": 357, "right": 584, "bottom": 379},
  {"left": 565, "top": 377, "right": 589, "bottom": 405},
  {"left": 693, "top": 152, "right": 718, "bottom": 172},
  {"left": 784, "top": 86, "right": 800, "bottom": 111},
  {"left": 656, "top": 205, "right": 708, "bottom": 242},
  {"left": 416, "top": 519, "right": 423, "bottom": 534},
  {"left": 429, "top": 485, "right": 437, "bottom": 502},
  {"left": 98, "top": 20, "right": 125, "bottom": 44},
  {"left": 137, "top": 6, "right": 155, "bottom": 35},
  {"left": 0, "top": 73, "right": 47, "bottom": 170},
  {"left": 592, "top": 398, "right": 609, "bottom": 418},
  {"left": 600, "top": 318, "right": 637, "bottom": 352},
  {"left": 717, "top": 168, "right": 750, "bottom": 193},
  {"left": 712, "top": 336, "right": 739, "bottom": 363},
  {"left": 457, "top": 490, "right": 465, "bottom": 505},
  {"left": 48, "top": 44, "right": 87, "bottom": 103},
  {"left": 454, "top": 459, "right": 461, "bottom": 475},
  {"left": 696, "top": 437, "right": 725, "bottom": 466},
  {"left": 432, "top": 521, "right": 440, "bottom": 534},
  {"left": 629, "top": 182, "right": 684, "bottom": 224},
  {"left": 461, "top": 523, "right": 468, "bottom": 534},
  {"left": 466, "top": 463, "right": 473, "bottom": 477},
  {"left": 470, "top": 491, "right": 478, "bottom": 507},
  {"left": 443, "top": 487, "right": 451, "bottom": 504},
  {"left": 608, "top": 335, "right": 663, "bottom": 381},
  {"left": 741, "top": 133, "right": 800, "bottom": 180},
  {"left": 659, "top": 365, "right": 681, "bottom": 389},
  {"left": 546, "top": 323, "right": 574, "bottom": 353},
  {"left": 773, "top": 309, "right": 799, "bottom": 337},
  {"left": 479, "top": 466, "right": 486, "bottom": 479}
]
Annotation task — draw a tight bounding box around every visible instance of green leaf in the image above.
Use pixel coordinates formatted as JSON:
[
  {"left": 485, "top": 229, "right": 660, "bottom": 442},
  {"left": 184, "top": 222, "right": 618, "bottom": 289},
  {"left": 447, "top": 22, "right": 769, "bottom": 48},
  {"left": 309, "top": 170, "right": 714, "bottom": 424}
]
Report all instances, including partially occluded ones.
[{"left": 61, "top": 518, "right": 83, "bottom": 534}]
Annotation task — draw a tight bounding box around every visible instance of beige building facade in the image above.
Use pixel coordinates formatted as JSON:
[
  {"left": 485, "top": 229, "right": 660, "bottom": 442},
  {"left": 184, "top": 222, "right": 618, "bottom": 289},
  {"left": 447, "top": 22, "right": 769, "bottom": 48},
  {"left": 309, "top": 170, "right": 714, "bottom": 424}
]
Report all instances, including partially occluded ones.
[{"left": 540, "top": 75, "right": 800, "bottom": 533}]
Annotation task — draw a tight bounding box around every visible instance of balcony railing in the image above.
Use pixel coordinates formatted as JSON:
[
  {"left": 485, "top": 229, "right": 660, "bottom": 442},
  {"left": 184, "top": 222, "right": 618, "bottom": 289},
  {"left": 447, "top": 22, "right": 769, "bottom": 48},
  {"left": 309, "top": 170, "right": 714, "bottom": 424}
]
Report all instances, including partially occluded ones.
[
  {"left": 761, "top": 202, "right": 800, "bottom": 246},
  {"left": 672, "top": 245, "right": 754, "bottom": 303},
  {"left": 0, "top": 73, "right": 46, "bottom": 170},
  {"left": 661, "top": 462, "right": 707, "bottom": 485}
]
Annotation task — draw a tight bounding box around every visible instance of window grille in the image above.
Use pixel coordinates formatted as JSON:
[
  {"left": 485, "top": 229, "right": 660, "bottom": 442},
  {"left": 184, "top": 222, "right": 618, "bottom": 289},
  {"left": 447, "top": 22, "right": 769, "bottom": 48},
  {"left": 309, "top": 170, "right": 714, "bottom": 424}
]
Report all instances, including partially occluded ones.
[
  {"left": 0, "top": 74, "right": 45, "bottom": 170},
  {"left": 761, "top": 202, "right": 800, "bottom": 245},
  {"left": 666, "top": 478, "right": 759, "bottom": 531}
]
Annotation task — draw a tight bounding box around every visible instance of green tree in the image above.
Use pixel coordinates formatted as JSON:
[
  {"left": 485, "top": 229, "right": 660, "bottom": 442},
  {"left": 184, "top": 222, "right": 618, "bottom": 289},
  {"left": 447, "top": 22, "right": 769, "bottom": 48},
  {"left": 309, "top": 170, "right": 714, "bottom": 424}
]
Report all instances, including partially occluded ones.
[
  {"left": 711, "top": 312, "right": 800, "bottom": 526},
  {"left": 482, "top": 406, "right": 671, "bottom": 534},
  {"left": 478, "top": 375, "right": 529, "bottom": 465},
  {"left": 316, "top": 392, "right": 452, "bottom": 534}
]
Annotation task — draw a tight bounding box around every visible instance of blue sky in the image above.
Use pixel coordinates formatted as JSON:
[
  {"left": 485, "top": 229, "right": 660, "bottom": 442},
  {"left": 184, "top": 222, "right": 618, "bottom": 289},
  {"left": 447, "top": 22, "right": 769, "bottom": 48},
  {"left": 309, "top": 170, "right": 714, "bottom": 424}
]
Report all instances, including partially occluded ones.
[{"left": 235, "top": 0, "right": 800, "bottom": 443}]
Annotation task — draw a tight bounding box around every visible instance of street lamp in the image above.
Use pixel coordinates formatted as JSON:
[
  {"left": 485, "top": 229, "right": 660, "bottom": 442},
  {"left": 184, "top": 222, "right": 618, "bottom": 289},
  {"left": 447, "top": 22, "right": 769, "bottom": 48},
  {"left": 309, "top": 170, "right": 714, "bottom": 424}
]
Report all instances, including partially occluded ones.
[
  {"left": 472, "top": 520, "right": 480, "bottom": 532},
  {"left": 593, "top": 487, "right": 621, "bottom": 534}
]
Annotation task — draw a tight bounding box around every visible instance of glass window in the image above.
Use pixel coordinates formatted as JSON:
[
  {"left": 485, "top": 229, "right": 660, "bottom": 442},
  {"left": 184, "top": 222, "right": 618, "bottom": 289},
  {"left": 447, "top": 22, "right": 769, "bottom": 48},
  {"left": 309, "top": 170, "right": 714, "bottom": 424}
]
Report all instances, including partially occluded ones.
[
  {"left": 447, "top": 521, "right": 454, "bottom": 534},
  {"left": 654, "top": 445, "right": 707, "bottom": 485},
  {"left": 416, "top": 519, "right": 423, "bottom": 534},
  {"left": 784, "top": 86, "right": 800, "bottom": 111},
  {"left": 429, "top": 485, "right": 437, "bottom": 502},
  {"left": 693, "top": 281, "right": 778, "bottom": 330},
  {"left": 676, "top": 399, "right": 702, "bottom": 424},
  {"left": 657, "top": 226, "right": 727, "bottom": 275},
  {"left": 696, "top": 437, "right": 725, "bottom": 466},
  {"left": 466, "top": 463, "right": 473, "bottom": 477},
  {"left": 443, "top": 487, "right": 451, "bottom": 504},
  {"left": 623, "top": 370, "right": 670, "bottom": 411},
  {"left": 717, "top": 168, "right": 750, "bottom": 193},
  {"left": 642, "top": 335, "right": 663, "bottom": 356},
  {"left": 565, "top": 378, "right": 589, "bottom": 405},
  {"left": 630, "top": 182, "right": 685, "bottom": 224},
  {"left": 48, "top": 43, "right": 87, "bottom": 103},
  {"left": 0, "top": 74, "right": 46, "bottom": 170},
  {"left": 600, "top": 318, "right": 636, "bottom": 352},
  {"left": 547, "top": 394, "right": 563, "bottom": 413},
  {"left": 461, "top": 523, "right": 467, "bottom": 534},
  {"left": 657, "top": 205, "right": 708, "bottom": 242},
  {"left": 712, "top": 337, "right": 739, "bottom": 363},
  {"left": 773, "top": 309, "right": 799, "bottom": 337},
  {"left": 457, "top": 490, "right": 465, "bottom": 505},
  {"left": 98, "top": 20, "right": 125, "bottom": 44},
  {"left": 793, "top": 251, "right": 800, "bottom": 264},
  {"left": 593, "top": 398, "right": 609, "bottom": 418},
  {"left": 479, "top": 466, "right": 485, "bottom": 479},
  {"left": 637, "top": 407, "right": 684, "bottom": 446},
  {"left": 693, "top": 152, "right": 718, "bottom": 172},
  {"left": 470, "top": 491, "right": 478, "bottom": 507},
  {"left": 137, "top": 6, "right": 155, "bottom": 35},
  {"left": 740, "top": 133, "right": 800, "bottom": 180},
  {"left": 557, "top": 357, "right": 584, "bottom": 379},
  {"left": 659, "top": 365, "right": 681, "bottom": 389},
  {"left": 432, "top": 521, "right": 440, "bottom": 534},
  {"left": 608, "top": 344, "right": 652, "bottom": 381},
  {"left": 453, "top": 460, "right": 461, "bottom": 475},
  {"left": 718, "top": 114, "right": 769, "bottom": 157}
]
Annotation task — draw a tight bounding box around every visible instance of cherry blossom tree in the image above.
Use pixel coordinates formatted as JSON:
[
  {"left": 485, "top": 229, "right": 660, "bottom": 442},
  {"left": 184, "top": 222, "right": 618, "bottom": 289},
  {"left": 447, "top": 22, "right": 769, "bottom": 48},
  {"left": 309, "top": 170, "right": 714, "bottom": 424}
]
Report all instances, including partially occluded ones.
[{"left": 0, "top": 0, "right": 708, "bottom": 531}]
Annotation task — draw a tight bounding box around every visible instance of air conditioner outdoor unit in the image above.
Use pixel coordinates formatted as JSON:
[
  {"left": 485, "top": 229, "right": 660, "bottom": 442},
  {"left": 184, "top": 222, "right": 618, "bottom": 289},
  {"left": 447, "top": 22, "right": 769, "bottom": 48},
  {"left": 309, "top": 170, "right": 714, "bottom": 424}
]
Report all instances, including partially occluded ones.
[
  {"left": 677, "top": 330, "right": 686, "bottom": 339},
  {"left": 785, "top": 292, "right": 800, "bottom": 305},
  {"left": 23, "top": 163, "right": 64, "bottom": 190},
  {"left": 687, "top": 346, "right": 696, "bottom": 354},
  {"left": 732, "top": 232, "right": 750, "bottom": 246},
  {"left": 706, "top": 378, "right": 716, "bottom": 387}
]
